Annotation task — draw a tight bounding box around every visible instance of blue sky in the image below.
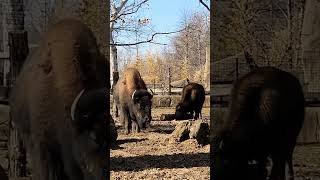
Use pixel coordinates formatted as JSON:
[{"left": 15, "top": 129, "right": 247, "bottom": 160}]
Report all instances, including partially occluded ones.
[
  {"left": 118, "top": 0, "right": 209, "bottom": 58},
  {"left": 147, "top": 0, "right": 208, "bottom": 45}
]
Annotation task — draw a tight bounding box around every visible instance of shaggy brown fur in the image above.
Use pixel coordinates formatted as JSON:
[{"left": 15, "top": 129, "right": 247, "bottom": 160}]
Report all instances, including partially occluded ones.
[
  {"left": 175, "top": 82, "right": 205, "bottom": 120},
  {"left": 113, "top": 68, "right": 152, "bottom": 134},
  {"left": 9, "top": 19, "right": 108, "bottom": 180},
  {"left": 212, "top": 66, "right": 305, "bottom": 180}
]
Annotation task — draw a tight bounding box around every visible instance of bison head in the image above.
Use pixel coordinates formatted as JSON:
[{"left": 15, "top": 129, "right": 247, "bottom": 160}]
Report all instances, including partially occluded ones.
[
  {"left": 175, "top": 102, "right": 193, "bottom": 120},
  {"left": 70, "top": 88, "right": 108, "bottom": 180},
  {"left": 131, "top": 89, "right": 153, "bottom": 130},
  {"left": 211, "top": 137, "right": 268, "bottom": 180}
]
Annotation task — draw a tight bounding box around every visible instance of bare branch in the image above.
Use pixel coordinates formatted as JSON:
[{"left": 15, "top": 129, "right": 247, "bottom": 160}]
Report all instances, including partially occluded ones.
[
  {"left": 275, "top": 2, "right": 288, "bottom": 21},
  {"left": 199, "top": 0, "right": 210, "bottom": 11},
  {"left": 111, "top": 28, "right": 186, "bottom": 46},
  {"left": 118, "top": 0, "right": 148, "bottom": 19}
]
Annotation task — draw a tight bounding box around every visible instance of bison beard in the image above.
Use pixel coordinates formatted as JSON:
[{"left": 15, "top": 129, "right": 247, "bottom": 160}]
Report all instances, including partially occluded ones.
[
  {"left": 113, "top": 68, "right": 153, "bottom": 134},
  {"left": 211, "top": 67, "right": 305, "bottom": 180},
  {"left": 9, "top": 19, "right": 108, "bottom": 180}
]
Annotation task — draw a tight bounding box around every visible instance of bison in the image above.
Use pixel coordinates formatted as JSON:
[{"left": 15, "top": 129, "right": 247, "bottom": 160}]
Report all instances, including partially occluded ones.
[
  {"left": 0, "top": 165, "right": 8, "bottom": 180},
  {"left": 9, "top": 19, "right": 109, "bottom": 180},
  {"left": 175, "top": 82, "right": 205, "bottom": 120},
  {"left": 113, "top": 68, "right": 152, "bottom": 134},
  {"left": 211, "top": 67, "right": 305, "bottom": 180}
]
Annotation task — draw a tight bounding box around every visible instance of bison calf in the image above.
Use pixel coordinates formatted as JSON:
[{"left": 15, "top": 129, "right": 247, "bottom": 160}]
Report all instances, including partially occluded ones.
[
  {"left": 113, "top": 68, "right": 152, "bottom": 134},
  {"left": 212, "top": 67, "right": 305, "bottom": 180},
  {"left": 175, "top": 82, "right": 205, "bottom": 120}
]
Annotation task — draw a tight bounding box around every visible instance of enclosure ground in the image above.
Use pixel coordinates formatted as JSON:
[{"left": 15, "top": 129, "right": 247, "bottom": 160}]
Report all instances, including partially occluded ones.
[
  {"left": 0, "top": 106, "right": 320, "bottom": 179},
  {"left": 110, "top": 107, "right": 210, "bottom": 180}
]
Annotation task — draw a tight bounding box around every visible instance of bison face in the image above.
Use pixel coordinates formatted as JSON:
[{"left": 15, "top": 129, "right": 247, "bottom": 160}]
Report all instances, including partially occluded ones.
[
  {"left": 212, "top": 137, "right": 268, "bottom": 180},
  {"left": 212, "top": 138, "right": 247, "bottom": 180},
  {"left": 131, "top": 89, "right": 153, "bottom": 130},
  {"left": 175, "top": 103, "right": 192, "bottom": 120},
  {"left": 71, "top": 88, "right": 108, "bottom": 180}
]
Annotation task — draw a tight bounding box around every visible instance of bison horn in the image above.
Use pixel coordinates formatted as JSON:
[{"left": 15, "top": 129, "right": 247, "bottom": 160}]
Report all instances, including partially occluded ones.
[
  {"left": 71, "top": 89, "right": 85, "bottom": 121},
  {"left": 131, "top": 90, "right": 137, "bottom": 100}
]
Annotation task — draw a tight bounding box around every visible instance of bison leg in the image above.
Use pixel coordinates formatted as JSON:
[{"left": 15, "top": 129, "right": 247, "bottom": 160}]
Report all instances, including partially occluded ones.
[
  {"left": 29, "top": 142, "right": 67, "bottom": 180},
  {"left": 124, "top": 118, "right": 130, "bottom": 134},
  {"left": 29, "top": 143, "right": 49, "bottom": 180},
  {"left": 114, "top": 102, "right": 119, "bottom": 117},
  {"left": 194, "top": 104, "right": 203, "bottom": 120},
  {"left": 131, "top": 121, "right": 140, "bottom": 133},
  {"left": 60, "top": 147, "right": 84, "bottom": 180},
  {"left": 119, "top": 107, "right": 131, "bottom": 134},
  {"left": 194, "top": 111, "right": 199, "bottom": 120},
  {"left": 123, "top": 115, "right": 131, "bottom": 135}
]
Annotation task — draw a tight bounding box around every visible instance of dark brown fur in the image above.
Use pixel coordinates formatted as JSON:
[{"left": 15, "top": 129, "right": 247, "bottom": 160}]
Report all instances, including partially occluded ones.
[
  {"left": 9, "top": 19, "right": 108, "bottom": 180},
  {"left": 0, "top": 165, "right": 8, "bottom": 180},
  {"left": 212, "top": 67, "right": 305, "bottom": 180},
  {"left": 113, "top": 68, "right": 152, "bottom": 134},
  {"left": 175, "top": 82, "right": 205, "bottom": 120}
]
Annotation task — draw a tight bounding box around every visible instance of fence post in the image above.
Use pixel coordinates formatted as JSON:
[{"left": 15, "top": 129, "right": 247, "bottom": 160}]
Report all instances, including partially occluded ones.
[
  {"left": 168, "top": 67, "right": 171, "bottom": 95},
  {"left": 236, "top": 58, "right": 239, "bottom": 80},
  {"left": 153, "top": 79, "right": 156, "bottom": 94}
]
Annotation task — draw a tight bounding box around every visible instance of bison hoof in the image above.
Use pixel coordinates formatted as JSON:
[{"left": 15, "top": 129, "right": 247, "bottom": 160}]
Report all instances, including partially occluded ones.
[{"left": 131, "top": 122, "right": 140, "bottom": 133}]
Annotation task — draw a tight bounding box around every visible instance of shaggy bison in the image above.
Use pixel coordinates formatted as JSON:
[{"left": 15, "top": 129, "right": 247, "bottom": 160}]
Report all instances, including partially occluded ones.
[
  {"left": 113, "top": 68, "right": 152, "bottom": 134},
  {"left": 175, "top": 82, "right": 205, "bottom": 120},
  {"left": 212, "top": 67, "right": 305, "bottom": 180},
  {"left": 9, "top": 19, "right": 108, "bottom": 180}
]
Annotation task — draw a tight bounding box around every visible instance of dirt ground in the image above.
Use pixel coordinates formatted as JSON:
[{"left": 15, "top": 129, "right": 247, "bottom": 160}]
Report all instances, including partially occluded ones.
[
  {"left": 110, "top": 106, "right": 320, "bottom": 180},
  {"left": 0, "top": 105, "right": 320, "bottom": 179},
  {"left": 110, "top": 107, "right": 211, "bottom": 180}
]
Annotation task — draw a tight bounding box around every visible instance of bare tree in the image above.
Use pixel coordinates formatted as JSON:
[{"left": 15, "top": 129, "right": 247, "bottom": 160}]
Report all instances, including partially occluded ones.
[
  {"left": 110, "top": 0, "right": 185, "bottom": 88},
  {"left": 214, "top": 0, "right": 306, "bottom": 71},
  {"left": 199, "top": 0, "right": 210, "bottom": 11},
  {"left": 171, "top": 11, "right": 209, "bottom": 80}
]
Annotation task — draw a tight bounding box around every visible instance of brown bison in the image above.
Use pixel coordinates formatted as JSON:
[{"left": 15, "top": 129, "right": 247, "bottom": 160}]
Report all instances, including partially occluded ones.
[
  {"left": 211, "top": 67, "right": 305, "bottom": 180},
  {"left": 175, "top": 82, "right": 205, "bottom": 120},
  {"left": 113, "top": 68, "right": 152, "bottom": 134},
  {"left": 0, "top": 165, "right": 8, "bottom": 180},
  {"left": 9, "top": 19, "right": 108, "bottom": 180}
]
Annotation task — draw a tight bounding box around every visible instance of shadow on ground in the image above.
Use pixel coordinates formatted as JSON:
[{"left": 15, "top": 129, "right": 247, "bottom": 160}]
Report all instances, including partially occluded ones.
[
  {"left": 117, "top": 138, "right": 147, "bottom": 145},
  {"left": 147, "top": 123, "right": 176, "bottom": 134},
  {"left": 110, "top": 152, "right": 209, "bottom": 171}
]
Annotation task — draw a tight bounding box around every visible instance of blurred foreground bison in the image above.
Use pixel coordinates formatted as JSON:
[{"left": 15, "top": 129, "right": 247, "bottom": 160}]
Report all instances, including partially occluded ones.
[
  {"left": 113, "top": 68, "right": 152, "bottom": 134},
  {"left": 175, "top": 82, "right": 205, "bottom": 120},
  {"left": 0, "top": 165, "right": 8, "bottom": 180},
  {"left": 9, "top": 19, "right": 109, "bottom": 180},
  {"left": 212, "top": 67, "right": 305, "bottom": 180}
]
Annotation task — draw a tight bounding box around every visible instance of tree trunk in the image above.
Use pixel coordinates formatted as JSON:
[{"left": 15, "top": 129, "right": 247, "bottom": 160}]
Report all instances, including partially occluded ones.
[{"left": 110, "top": 44, "right": 119, "bottom": 89}]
